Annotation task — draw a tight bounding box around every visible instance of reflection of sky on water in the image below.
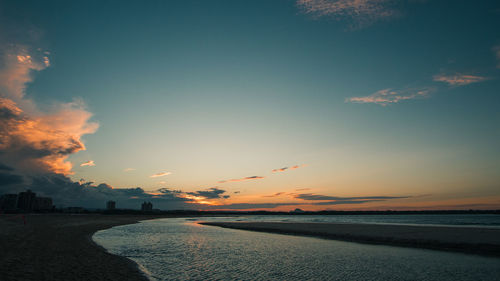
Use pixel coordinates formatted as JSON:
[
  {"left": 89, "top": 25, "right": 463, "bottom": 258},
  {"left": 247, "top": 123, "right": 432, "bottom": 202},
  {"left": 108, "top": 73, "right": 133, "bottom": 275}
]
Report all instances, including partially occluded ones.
[{"left": 94, "top": 217, "right": 500, "bottom": 281}]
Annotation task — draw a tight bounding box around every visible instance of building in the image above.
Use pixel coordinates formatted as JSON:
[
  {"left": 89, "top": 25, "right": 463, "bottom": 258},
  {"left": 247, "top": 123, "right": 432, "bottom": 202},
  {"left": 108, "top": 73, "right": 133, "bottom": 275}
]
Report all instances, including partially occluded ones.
[
  {"left": 17, "top": 190, "right": 36, "bottom": 211},
  {"left": 106, "top": 200, "right": 116, "bottom": 210},
  {"left": 141, "top": 201, "right": 153, "bottom": 212},
  {"left": 34, "top": 197, "right": 53, "bottom": 211},
  {"left": 0, "top": 190, "right": 53, "bottom": 212},
  {"left": 0, "top": 194, "right": 19, "bottom": 211}
]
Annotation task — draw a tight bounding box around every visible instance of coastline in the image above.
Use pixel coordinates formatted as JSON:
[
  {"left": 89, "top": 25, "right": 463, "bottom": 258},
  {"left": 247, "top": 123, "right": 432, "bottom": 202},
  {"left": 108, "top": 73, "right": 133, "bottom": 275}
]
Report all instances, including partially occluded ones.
[
  {"left": 0, "top": 213, "right": 178, "bottom": 281},
  {"left": 199, "top": 221, "right": 500, "bottom": 257}
]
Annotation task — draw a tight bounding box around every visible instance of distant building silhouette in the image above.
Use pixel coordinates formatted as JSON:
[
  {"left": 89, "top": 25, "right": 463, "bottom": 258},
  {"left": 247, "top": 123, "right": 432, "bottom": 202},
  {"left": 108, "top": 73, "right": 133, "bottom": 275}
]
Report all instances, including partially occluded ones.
[
  {"left": 0, "top": 190, "right": 53, "bottom": 212},
  {"left": 34, "top": 196, "right": 53, "bottom": 211},
  {"left": 17, "top": 190, "right": 36, "bottom": 211},
  {"left": 0, "top": 194, "right": 19, "bottom": 211},
  {"left": 106, "top": 200, "right": 116, "bottom": 210},
  {"left": 141, "top": 201, "right": 153, "bottom": 212}
]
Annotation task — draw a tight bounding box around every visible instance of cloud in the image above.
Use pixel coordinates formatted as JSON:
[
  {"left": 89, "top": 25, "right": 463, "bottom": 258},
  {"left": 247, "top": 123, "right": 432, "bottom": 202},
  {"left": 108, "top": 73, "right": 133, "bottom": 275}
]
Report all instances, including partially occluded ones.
[
  {"left": 0, "top": 171, "right": 24, "bottom": 186},
  {"left": 0, "top": 46, "right": 99, "bottom": 176},
  {"left": 0, "top": 163, "right": 14, "bottom": 171},
  {"left": 263, "top": 192, "right": 285, "bottom": 197},
  {"left": 0, "top": 46, "right": 49, "bottom": 104},
  {"left": 433, "top": 74, "right": 488, "bottom": 86},
  {"left": 80, "top": 160, "right": 95, "bottom": 167},
  {"left": 123, "top": 168, "right": 135, "bottom": 172},
  {"left": 272, "top": 164, "right": 305, "bottom": 173},
  {"left": 346, "top": 87, "right": 431, "bottom": 106},
  {"left": 205, "top": 202, "right": 302, "bottom": 210},
  {"left": 493, "top": 45, "right": 500, "bottom": 69},
  {"left": 296, "top": 0, "right": 398, "bottom": 28},
  {"left": 295, "top": 188, "right": 311, "bottom": 191},
  {"left": 294, "top": 193, "right": 408, "bottom": 201},
  {"left": 218, "top": 175, "right": 265, "bottom": 183},
  {"left": 150, "top": 171, "right": 171, "bottom": 178},
  {"left": 186, "top": 187, "right": 229, "bottom": 199}
]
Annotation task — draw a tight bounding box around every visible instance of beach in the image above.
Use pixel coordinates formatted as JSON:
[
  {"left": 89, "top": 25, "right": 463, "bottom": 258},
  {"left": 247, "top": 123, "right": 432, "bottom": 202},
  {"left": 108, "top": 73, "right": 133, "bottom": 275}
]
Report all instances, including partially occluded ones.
[
  {"left": 200, "top": 221, "right": 500, "bottom": 257},
  {"left": 2, "top": 215, "right": 500, "bottom": 281},
  {"left": 0, "top": 213, "right": 172, "bottom": 281}
]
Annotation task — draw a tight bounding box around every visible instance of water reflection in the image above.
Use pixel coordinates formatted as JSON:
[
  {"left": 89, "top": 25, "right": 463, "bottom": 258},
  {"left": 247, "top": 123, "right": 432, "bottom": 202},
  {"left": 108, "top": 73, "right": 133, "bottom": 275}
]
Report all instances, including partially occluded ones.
[{"left": 94, "top": 217, "right": 500, "bottom": 281}]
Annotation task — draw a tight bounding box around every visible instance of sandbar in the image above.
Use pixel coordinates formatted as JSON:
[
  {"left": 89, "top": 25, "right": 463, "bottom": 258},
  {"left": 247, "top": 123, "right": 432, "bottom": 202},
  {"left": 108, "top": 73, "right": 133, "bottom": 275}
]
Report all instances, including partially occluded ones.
[{"left": 199, "top": 221, "right": 500, "bottom": 257}]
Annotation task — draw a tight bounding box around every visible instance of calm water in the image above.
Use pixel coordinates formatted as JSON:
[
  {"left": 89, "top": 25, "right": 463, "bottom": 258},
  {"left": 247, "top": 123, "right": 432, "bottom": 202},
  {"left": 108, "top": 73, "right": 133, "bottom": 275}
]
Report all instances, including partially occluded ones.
[
  {"left": 93, "top": 216, "right": 500, "bottom": 281},
  {"left": 216, "top": 214, "right": 500, "bottom": 227}
]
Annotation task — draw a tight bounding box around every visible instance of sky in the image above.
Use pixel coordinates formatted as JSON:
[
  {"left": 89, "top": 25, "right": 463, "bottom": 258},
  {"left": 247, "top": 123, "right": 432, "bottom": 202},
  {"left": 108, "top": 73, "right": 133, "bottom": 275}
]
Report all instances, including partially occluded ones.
[{"left": 0, "top": 0, "right": 499, "bottom": 211}]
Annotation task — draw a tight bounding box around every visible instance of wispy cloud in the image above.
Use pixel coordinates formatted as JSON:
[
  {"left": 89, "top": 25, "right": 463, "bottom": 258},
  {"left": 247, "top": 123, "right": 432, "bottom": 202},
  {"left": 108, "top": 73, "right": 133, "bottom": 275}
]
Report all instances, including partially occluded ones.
[
  {"left": 346, "top": 88, "right": 431, "bottom": 106},
  {"left": 433, "top": 73, "right": 488, "bottom": 86},
  {"left": 80, "top": 160, "right": 95, "bottom": 167},
  {"left": 123, "top": 168, "right": 135, "bottom": 172},
  {"left": 294, "top": 193, "right": 408, "bottom": 201},
  {"left": 150, "top": 171, "right": 172, "bottom": 178},
  {"left": 262, "top": 192, "right": 285, "bottom": 197},
  {"left": 272, "top": 164, "right": 305, "bottom": 173},
  {"left": 296, "top": 0, "right": 398, "bottom": 28},
  {"left": 218, "top": 176, "right": 265, "bottom": 183}
]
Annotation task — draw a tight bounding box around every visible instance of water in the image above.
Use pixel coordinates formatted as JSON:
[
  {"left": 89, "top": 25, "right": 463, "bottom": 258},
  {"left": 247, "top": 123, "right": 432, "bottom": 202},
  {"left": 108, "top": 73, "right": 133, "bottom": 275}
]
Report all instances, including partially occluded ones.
[
  {"left": 216, "top": 214, "right": 500, "bottom": 228},
  {"left": 93, "top": 216, "right": 500, "bottom": 281}
]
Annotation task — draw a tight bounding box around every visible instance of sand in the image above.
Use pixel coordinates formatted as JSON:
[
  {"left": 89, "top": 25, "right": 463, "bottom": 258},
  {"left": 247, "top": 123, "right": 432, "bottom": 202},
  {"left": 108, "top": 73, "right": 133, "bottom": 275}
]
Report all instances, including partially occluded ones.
[
  {"left": 199, "top": 221, "right": 500, "bottom": 257},
  {"left": 0, "top": 213, "right": 174, "bottom": 281}
]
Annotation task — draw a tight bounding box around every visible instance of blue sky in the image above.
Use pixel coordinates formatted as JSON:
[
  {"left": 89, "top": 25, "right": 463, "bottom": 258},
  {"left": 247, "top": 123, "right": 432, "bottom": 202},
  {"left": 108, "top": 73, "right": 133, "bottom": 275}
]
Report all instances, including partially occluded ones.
[{"left": 1, "top": 0, "right": 499, "bottom": 210}]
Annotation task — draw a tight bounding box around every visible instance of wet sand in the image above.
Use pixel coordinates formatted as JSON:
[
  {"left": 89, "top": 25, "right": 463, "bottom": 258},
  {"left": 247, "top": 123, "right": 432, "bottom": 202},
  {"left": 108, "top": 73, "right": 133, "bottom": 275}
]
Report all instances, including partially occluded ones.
[
  {"left": 0, "top": 213, "right": 176, "bottom": 281},
  {"left": 200, "top": 221, "right": 500, "bottom": 257}
]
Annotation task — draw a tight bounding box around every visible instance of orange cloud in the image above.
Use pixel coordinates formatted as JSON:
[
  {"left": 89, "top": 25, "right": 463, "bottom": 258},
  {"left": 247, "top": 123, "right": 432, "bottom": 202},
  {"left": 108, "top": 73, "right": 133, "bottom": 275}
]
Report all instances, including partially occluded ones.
[
  {"left": 150, "top": 171, "right": 172, "bottom": 178},
  {"left": 347, "top": 88, "right": 431, "bottom": 106},
  {"left": 433, "top": 74, "right": 488, "bottom": 86},
  {"left": 0, "top": 46, "right": 98, "bottom": 175},
  {"left": 0, "top": 98, "right": 98, "bottom": 175},
  {"left": 218, "top": 176, "right": 265, "bottom": 183},
  {"left": 80, "top": 160, "right": 95, "bottom": 167},
  {"left": 272, "top": 164, "right": 305, "bottom": 173}
]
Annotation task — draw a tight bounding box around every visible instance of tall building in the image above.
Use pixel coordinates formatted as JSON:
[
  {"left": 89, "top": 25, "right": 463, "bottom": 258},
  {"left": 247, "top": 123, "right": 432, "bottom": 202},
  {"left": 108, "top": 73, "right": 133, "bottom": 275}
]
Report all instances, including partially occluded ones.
[
  {"left": 34, "top": 197, "right": 53, "bottom": 211},
  {"left": 106, "top": 200, "right": 116, "bottom": 210},
  {"left": 17, "top": 190, "right": 36, "bottom": 211},
  {"left": 0, "top": 191, "right": 53, "bottom": 212},
  {"left": 0, "top": 194, "right": 18, "bottom": 211},
  {"left": 141, "top": 201, "right": 153, "bottom": 212}
]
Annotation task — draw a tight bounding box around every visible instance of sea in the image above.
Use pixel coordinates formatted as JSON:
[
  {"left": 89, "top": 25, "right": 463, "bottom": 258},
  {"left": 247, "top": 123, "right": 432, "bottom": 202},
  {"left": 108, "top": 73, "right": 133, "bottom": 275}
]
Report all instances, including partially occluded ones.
[{"left": 93, "top": 214, "right": 500, "bottom": 281}]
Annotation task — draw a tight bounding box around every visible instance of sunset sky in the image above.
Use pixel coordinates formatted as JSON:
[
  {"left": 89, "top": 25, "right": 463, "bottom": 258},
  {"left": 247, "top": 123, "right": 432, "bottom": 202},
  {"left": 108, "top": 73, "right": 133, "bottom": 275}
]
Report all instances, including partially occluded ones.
[{"left": 1, "top": 0, "right": 499, "bottom": 210}]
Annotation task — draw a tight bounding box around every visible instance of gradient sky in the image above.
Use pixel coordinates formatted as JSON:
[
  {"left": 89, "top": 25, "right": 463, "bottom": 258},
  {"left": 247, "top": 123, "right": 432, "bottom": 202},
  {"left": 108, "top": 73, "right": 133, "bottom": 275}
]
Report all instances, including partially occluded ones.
[{"left": 1, "top": 0, "right": 499, "bottom": 210}]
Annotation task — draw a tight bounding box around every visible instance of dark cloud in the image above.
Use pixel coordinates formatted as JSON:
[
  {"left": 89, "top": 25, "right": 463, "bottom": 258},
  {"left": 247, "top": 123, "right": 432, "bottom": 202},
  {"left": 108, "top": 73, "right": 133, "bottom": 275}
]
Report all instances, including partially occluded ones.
[
  {"left": 218, "top": 176, "right": 265, "bottom": 183},
  {"left": 0, "top": 172, "right": 195, "bottom": 209},
  {"left": 262, "top": 192, "right": 285, "bottom": 197},
  {"left": 187, "top": 187, "right": 229, "bottom": 199},
  {"left": 0, "top": 163, "right": 14, "bottom": 171},
  {"left": 294, "top": 193, "right": 409, "bottom": 201},
  {"left": 205, "top": 202, "right": 301, "bottom": 210},
  {"left": 311, "top": 199, "right": 384, "bottom": 205},
  {"left": 0, "top": 172, "right": 23, "bottom": 185}
]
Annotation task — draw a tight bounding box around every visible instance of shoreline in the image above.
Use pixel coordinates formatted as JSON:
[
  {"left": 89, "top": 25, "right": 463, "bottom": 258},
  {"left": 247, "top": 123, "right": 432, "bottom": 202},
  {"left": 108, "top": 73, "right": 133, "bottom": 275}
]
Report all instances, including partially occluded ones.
[
  {"left": 0, "top": 214, "right": 181, "bottom": 281},
  {"left": 199, "top": 221, "right": 500, "bottom": 257}
]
